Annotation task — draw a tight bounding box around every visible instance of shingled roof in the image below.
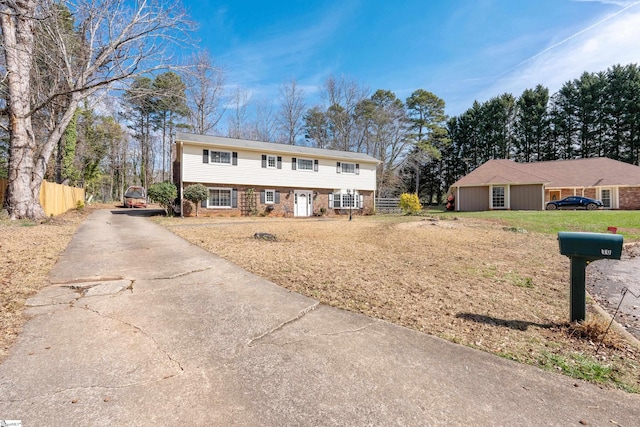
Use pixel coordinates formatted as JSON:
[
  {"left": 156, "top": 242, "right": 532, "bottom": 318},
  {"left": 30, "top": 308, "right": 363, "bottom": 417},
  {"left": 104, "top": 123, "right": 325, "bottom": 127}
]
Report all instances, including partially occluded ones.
[{"left": 452, "top": 158, "right": 640, "bottom": 188}]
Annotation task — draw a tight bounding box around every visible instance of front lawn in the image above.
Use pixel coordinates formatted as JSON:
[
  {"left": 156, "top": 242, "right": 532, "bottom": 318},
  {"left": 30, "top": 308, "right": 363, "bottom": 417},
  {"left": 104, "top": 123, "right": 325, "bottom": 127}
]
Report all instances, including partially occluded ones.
[
  {"left": 436, "top": 209, "right": 640, "bottom": 241},
  {"left": 156, "top": 212, "right": 640, "bottom": 393}
]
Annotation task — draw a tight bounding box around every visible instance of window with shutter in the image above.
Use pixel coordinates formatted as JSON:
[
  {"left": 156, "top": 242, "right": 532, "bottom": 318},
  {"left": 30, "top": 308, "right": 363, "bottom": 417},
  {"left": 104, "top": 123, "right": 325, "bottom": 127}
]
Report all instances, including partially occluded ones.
[
  {"left": 264, "top": 190, "right": 275, "bottom": 204},
  {"left": 203, "top": 149, "right": 209, "bottom": 163},
  {"left": 292, "top": 157, "right": 297, "bottom": 170},
  {"left": 261, "top": 155, "right": 267, "bottom": 168},
  {"left": 314, "top": 159, "right": 318, "bottom": 172},
  {"left": 356, "top": 164, "right": 360, "bottom": 175},
  {"left": 277, "top": 156, "right": 282, "bottom": 169},
  {"left": 232, "top": 152, "right": 238, "bottom": 165},
  {"left": 336, "top": 162, "right": 341, "bottom": 173}
]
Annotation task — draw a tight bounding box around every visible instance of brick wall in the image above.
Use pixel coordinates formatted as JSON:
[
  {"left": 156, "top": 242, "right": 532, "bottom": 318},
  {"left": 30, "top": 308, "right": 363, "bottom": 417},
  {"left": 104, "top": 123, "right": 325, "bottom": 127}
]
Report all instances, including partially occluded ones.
[
  {"left": 181, "top": 183, "right": 375, "bottom": 217},
  {"left": 619, "top": 187, "right": 640, "bottom": 210}
]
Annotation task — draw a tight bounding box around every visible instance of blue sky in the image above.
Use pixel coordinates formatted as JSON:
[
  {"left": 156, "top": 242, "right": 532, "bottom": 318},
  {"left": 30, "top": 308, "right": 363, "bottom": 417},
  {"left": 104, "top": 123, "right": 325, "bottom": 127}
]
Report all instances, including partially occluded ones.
[{"left": 181, "top": 0, "right": 640, "bottom": 117}]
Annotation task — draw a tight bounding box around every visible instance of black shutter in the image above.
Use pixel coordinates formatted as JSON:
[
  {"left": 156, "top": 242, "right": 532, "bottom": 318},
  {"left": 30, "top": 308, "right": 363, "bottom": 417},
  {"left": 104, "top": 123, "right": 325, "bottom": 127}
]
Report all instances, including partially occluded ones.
[
  {"left": 275, "top": 191, "right": 280, "bottom": 204},
  {"left": 262, "top": 155, "right": 267, "bottom": 168},
  {"left": 314, "top": 159, "right": 318, "bottom": 172},
  {"left": 232, "top": 152, "right": 238, "bottom": 165},
  {"left": 277, "top": 156, "right": 282, "bottom": 169},
  {"left": 231, "top": 189, "right": 238, "bottom": 208},
  {"left": 292, "top": 158, "right": 297, "bottom": 170},
  {"left": 201, "top": 200, "right": 207, "bottom": 208},
  {"left": 260, "top": 190, "right": 265, "bottom": 204},
  {"left": 203, "top": 149, "right": 209, "bottom": 163},
  {"left": 356, "top": 163, "right": 360, "bottom": 175},
  {"left": 336, "top": 162, "right": 341, "bottom": 173}
]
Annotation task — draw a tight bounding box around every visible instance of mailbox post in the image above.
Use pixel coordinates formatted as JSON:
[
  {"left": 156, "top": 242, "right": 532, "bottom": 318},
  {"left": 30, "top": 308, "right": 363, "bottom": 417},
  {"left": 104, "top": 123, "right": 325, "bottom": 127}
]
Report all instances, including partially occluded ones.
[{"left": 557, "top": 232, "right": 623, "bottom": 322}]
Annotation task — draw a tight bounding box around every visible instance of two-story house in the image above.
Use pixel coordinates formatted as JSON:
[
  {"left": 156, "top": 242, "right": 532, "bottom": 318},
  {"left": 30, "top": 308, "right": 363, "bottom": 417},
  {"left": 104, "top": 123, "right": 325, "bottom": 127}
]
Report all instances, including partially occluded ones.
[{"left": 174, "top": 133, "right": 380, "bottom": 217}]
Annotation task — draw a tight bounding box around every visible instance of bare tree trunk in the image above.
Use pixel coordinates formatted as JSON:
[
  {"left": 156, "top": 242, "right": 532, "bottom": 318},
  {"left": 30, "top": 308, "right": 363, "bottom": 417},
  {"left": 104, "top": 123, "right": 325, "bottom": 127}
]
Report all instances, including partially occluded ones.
[{"left": 2, "top": 1, "right": 44, "bottom": 219}]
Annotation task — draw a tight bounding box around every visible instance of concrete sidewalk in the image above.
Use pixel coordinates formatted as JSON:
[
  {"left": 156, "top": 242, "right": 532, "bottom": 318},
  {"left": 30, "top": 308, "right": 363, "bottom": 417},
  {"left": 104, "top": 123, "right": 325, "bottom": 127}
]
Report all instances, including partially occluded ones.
[{"left": 1, "top": 209, "right": 639, "bottom": 426}]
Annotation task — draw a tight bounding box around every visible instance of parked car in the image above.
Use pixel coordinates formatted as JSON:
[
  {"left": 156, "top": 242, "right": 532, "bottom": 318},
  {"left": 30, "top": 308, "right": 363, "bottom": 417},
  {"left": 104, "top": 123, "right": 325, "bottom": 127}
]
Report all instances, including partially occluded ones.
[
  {"left": 545, "top": 196, "right": 603, "bottom": 210},
  {"left": 123, "top": 186, "right": 147, "bottom": 208}
]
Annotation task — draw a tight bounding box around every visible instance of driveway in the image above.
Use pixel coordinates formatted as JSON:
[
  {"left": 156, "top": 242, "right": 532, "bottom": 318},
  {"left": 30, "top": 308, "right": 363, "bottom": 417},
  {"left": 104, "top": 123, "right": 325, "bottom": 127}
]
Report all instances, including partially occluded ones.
[
  {"left": 588, "top": 243, "right": 640, "bottom": 340},
  {"left": 1, "top": 209, "right": 639, "bottom": 426}
]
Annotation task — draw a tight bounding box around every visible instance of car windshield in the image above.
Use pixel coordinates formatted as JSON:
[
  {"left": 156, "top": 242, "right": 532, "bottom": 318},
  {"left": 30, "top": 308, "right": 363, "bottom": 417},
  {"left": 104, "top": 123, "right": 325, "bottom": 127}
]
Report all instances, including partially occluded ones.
[{"left": 125, "top": 187, "right": 145, "bottom": 198}]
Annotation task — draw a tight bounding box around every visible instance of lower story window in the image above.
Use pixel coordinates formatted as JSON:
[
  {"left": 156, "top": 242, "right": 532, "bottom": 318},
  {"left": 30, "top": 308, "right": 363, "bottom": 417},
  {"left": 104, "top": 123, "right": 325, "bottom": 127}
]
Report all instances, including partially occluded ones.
[
  {"left": 331, "top": 191, "right": 361, "bottom": 208},
  {"left": 492, "top": 186, "right": 505, "bottom": 208},
  {"left": 209, "top": 188, "right": 231, "bottom": 208},
  {"left": 265, "top": 189, "right": 275, "bottom": 204}
]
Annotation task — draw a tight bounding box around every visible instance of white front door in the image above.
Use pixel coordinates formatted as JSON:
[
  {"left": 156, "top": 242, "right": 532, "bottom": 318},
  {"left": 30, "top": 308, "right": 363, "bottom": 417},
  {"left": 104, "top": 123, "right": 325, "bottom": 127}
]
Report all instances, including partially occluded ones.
[{"left": 294, "top": 191, "right": 312, "bottom": 217}]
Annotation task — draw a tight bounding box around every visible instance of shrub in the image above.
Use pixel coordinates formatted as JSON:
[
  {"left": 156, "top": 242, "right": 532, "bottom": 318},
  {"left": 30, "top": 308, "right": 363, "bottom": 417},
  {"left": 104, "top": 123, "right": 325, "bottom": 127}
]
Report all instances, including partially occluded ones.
[
  {"left": 183, "top": 184, "right": 208, "bottom": 217},
  {"left": 148, "top": 181, "right": 177, "bottom": 216},
  {"left": 399, "top": 193, "right": 423, "bottom": 215}
]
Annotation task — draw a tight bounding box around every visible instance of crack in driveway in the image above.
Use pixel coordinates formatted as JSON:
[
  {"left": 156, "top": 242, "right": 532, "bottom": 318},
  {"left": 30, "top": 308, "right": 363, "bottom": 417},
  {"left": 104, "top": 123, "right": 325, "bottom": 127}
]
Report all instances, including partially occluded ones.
[
  {"left": 79, "top": 304, "right": 185, "bottom": 373},
  {"left": 247, "top": 302, "right": 320, "bottom": 347},
  {"left": 153, "top": 266, "right": 213, "bottom": 280}
]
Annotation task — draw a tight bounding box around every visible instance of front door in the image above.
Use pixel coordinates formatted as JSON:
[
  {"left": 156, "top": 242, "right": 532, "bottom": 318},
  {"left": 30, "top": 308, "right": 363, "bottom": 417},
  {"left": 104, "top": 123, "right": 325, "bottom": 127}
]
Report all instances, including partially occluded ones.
[{"left": 294, "top": 191, "right": 312, "bottom": 217}]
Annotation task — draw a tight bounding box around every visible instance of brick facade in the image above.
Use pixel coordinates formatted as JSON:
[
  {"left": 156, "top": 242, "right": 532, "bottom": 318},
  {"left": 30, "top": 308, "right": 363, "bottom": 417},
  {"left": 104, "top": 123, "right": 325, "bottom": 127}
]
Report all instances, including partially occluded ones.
[
  {"left": 545, "top": 186, "right": 640, "bottom": 209},
  {"left": 619, "top": 187, "right": 640, "bottom": 210},
  {"left": 181, "top": 183, "right": 375, "bottom": 217}
]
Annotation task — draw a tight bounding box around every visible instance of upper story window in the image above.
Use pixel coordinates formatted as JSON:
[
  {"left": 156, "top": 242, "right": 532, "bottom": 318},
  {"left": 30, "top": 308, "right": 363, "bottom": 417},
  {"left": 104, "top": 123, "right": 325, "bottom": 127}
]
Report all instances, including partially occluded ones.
[
  {"left": 211, "top": 151, "right": 231, "bottom": 164},
  {"left": 261, "top": 154, "right": 281, "bottom": 169},
  {"left": 203, "top": 149, "right": 237, "bottom": 165},
  {"left": 298, "top": 158, "right": 313, "bottom": 171},
  {"left": 336, "top": 162, "right": 360, "bottom": 175},
  {"left": 292, "top": 157, "right": 318, "bottom": 171}
]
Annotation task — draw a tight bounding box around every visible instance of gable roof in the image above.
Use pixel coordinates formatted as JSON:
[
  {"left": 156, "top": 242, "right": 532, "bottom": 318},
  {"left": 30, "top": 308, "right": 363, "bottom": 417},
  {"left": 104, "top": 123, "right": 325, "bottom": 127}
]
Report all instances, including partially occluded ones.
[
  {"left": 176, "top": 132, "right": 380, "bottom": 164},
  {"left": 452, "top": 157, "right": 640, "bottom": 188}
]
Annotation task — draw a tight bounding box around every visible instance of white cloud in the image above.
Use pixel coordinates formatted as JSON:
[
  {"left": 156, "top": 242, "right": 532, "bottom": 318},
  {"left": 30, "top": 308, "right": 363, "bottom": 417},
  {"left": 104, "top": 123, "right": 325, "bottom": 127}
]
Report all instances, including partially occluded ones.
[{"left": 474, "top": 2, "right": 640, "bottom": 107}]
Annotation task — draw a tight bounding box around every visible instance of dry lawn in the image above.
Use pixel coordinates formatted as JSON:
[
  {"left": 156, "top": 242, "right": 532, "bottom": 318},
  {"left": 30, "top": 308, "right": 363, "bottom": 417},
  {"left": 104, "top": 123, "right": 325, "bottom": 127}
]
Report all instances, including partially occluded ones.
[
  {"left": 158, "top": 214, "right": 640, "bottom": 392},
  {"left": 0, "top": 206, "right": 97, "bottom": 361},
  {"left": 1, "top": 207, "right": 638, "bottom": 392}
]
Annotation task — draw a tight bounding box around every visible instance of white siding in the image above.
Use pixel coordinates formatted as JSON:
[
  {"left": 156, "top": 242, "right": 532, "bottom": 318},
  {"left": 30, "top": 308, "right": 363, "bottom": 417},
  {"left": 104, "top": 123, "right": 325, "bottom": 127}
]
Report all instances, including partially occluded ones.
[{"left": 182, "top": 144, "right": 377, "bottom": 191}]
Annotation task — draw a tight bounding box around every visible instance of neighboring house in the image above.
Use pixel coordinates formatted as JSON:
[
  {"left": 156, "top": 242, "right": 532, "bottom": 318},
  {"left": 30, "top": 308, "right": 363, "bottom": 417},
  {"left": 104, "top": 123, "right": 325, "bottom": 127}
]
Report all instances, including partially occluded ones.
[
  {"left": 449, "top": 157, "right": 640, "bottom": 211},
  {"left": 173, "top": 132, "right": 379, "bottom": 217}
]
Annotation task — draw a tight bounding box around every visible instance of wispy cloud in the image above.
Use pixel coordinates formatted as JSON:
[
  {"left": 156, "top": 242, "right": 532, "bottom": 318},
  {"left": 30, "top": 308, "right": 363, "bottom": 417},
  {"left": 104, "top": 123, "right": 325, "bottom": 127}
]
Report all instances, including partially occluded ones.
[{"left": 471, "top": 1, "right": 640, "bottom": 109}]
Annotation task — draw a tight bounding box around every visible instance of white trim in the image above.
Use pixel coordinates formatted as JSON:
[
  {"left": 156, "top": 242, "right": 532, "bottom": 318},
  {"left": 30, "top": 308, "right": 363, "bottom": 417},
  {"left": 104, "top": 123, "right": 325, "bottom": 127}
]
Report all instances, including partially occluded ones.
[
  {"left": 341, "top": 162, "right": 356, "bottom": 174},
  {"left": 207, "top": 187, "right": 233, "bottom": 208},
  {"left": 265, "top": 189, "right": 275, "bottom": 204},
  {"left": 490, "top": 184, "right": 509, "bottom": 209},
  {"left": 210, "top": 150, "right": 232, "bottom": 165},
  {"left": 297, "top": 158, "right": 314, "bottom": 171},
  {"left": 266, "top": 155, "right": 277, "bottom": 169}
]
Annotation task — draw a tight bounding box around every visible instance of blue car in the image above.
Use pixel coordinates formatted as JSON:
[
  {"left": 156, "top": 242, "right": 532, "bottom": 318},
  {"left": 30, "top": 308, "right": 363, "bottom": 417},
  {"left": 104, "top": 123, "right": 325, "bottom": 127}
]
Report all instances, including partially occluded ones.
[{"left": 545, "top": 196, "right": 603, "bottom": 210}]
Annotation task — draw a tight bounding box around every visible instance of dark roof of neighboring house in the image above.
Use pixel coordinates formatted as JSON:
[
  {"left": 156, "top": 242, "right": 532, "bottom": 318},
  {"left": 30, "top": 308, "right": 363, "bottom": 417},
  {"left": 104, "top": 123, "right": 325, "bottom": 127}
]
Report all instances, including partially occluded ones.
[
  {"left": 451, "top": 157, "right": 640, "bottom": 188},
  {"left": 175, "top": 132, "right": 380, "bottom": 164}
]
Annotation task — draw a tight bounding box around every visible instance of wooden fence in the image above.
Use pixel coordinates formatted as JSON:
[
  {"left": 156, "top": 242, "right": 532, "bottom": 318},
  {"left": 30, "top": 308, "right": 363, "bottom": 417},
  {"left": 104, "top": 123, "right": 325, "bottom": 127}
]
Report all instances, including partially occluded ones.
[
  {"left": 375, "top": 197, "right": 401, "bottom": 213},
  {"left": 1, "top": 178, "right": 85, "bottom": 217}
]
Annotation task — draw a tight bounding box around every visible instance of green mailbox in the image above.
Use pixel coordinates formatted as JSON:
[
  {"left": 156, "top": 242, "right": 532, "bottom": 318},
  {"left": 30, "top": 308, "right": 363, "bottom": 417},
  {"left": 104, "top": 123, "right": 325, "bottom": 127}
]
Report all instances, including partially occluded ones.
[{"left": 557, "top": 232, "right": 623, "bottom": 322}]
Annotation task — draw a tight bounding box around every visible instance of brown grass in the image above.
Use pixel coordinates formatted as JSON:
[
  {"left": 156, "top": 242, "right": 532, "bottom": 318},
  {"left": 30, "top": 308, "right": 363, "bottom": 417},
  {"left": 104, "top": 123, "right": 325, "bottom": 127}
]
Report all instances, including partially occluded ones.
[
  {"left": 1, "top": 208, "right": 638, "bottom": 391},
  {"left": 157, "top": 214, "right": 640, "bottom": 392},
  {"left": 0, "top": 205, "right": 98, "bottom": 361}
]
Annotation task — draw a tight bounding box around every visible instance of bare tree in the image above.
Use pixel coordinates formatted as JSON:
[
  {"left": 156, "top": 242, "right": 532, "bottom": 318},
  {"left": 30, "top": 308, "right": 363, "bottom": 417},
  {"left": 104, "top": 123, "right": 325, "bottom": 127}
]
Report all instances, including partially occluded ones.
[
  {"left": 250, "top": 98, "right": 276, "bottom": 142},
  {"left": 183, "top": 51, "right": 226, "bottom": 135},
  {"left": 226, "top": 87, "right": 250, "bottom": 140},
  {"left": 276, "top": 78, "right": 305, "bottom": 145},
  {"left": 321, "top": 75, "right": 369, "bottom": 151},
  {"left": 0, "top": 0, "right": 193, "bottom": 219}
]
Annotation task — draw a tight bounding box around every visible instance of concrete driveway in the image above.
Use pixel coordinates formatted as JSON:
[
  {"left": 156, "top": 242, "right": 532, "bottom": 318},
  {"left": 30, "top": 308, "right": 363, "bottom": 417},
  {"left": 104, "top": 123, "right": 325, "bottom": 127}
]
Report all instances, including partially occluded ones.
[{"left": 1, "top": 209, "right": 639, "bottom": 426}]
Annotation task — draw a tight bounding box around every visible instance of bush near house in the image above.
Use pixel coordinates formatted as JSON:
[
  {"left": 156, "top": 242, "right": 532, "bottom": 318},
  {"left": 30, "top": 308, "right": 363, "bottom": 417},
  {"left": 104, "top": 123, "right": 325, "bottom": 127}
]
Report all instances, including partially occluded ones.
[
  {"left": 183, "top": 184, "right": 208, "bottom": 217},
  {"left": 399, "top": 193, "right": 422, "bottom": 214},
  {"left": 148, "top": 182, "right": 177, "bottom": 216}
]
